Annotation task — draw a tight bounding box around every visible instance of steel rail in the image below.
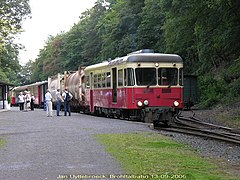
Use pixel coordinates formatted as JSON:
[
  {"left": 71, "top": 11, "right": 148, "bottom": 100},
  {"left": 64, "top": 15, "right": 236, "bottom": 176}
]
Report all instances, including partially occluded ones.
[
  {"left": 154, "top": 114, "right": 240, "bottom": 145},
  {"left": 171, "top": 124, "right": 240, "bottom": 142},
  {"left": 155, "top": 126, "right": 240, "bottom": 145},
  {"left": 177, "top": 115, "right": 233, "bottom": 131}
]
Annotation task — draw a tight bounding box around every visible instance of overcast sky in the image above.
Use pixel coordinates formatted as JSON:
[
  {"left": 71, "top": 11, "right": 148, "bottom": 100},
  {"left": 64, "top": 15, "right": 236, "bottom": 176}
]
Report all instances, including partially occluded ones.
[{"left": 16, "top": 0, "right": 96, "bottom": 65}]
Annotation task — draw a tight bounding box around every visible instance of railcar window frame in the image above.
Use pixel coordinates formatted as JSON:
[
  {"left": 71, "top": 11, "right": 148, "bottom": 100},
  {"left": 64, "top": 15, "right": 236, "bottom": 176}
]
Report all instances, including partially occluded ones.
[
  {"left": 102, "top": 73, "right": 106, "bottom": 88},
  {"left": 118, "top": 69, "right": 123, "bottom": 87},
  {"left": 135, "top": 68, "right": 157, "bottom": 86},
  {"left": 124, "top": 68, "right": 135, "bottom": 86},
  {"left": 94, "top": 74, "right": 98, "bottom": 89},
  {"left": 158, "top": 68, "right": 178, "bottom": 86},
  {"left": 179, "top": 68, "right": 183, "bottom": 86},
  {"left": 106, "top": 72, "right": 111, "bottom": 87},
  {"left": 85, "top": 76, "right": 90, "bottom": 89},
  {"left": 97, "top": 74, "right": 102, "bottom": 88}
]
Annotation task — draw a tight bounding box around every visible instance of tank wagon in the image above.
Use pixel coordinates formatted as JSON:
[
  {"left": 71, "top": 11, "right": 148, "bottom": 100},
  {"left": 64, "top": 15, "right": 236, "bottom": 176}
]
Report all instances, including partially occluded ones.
[
  {"left": 48, "top": 68, "right": 85, "bottom": 110},
  {"left": 83, "top": 49, "right": 184, "bottom": 125},
  {"left": 48, "top": 73, "right": 65, "bottom": 102}
]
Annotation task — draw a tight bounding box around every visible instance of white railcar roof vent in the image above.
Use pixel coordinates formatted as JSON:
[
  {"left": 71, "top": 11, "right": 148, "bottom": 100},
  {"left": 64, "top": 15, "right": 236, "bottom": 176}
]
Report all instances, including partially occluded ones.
[{"left": 128, "top": 49, "right": 154, "bottom": 55}]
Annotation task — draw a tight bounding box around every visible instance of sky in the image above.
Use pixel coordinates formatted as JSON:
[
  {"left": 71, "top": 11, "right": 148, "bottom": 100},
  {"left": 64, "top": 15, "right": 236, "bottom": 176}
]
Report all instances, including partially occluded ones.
[{"left": 16, "top": 0, "right": 96, "bottom": 65}]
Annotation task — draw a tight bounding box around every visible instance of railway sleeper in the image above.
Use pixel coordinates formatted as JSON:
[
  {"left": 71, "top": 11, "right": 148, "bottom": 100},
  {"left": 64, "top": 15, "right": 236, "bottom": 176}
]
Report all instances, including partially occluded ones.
[{"left": 151, "top": 107, "right": 175, "bottom": 127}]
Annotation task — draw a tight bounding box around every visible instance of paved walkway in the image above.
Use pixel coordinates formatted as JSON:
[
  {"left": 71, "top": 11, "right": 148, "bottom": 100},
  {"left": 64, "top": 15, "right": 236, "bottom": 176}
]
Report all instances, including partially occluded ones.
[{"left": 0, "top": 108, "right": 152, "bottom": 180}]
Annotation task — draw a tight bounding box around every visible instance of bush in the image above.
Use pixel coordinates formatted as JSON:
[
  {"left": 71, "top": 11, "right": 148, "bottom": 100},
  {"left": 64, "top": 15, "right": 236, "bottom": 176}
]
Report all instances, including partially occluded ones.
[{"left": 198, "top": 75, "right": 227, "bottom": 108}]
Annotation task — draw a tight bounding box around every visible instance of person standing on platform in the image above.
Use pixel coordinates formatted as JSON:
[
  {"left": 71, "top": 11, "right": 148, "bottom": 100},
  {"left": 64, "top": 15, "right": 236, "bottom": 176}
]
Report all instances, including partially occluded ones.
[
  {"left": 45, "top": 89, "right": 53, "bottom": 117},
  {"left": 25, "top": 91, "right": 31, "bottom": 111},
  {"left": 18, "top": 92, "right": 24, "bottom": 111},
  {"left": 55, "top": 89, "right": 62, "bottom": 116},
  {"left": 23, "top": 90, "right": 28, "bottom": 111},
  {"left": 62, "top": 88, "right": 73, "bottom": 116},
  {"left": 30, "top": 93, "right": 35, "bottom": 111}
]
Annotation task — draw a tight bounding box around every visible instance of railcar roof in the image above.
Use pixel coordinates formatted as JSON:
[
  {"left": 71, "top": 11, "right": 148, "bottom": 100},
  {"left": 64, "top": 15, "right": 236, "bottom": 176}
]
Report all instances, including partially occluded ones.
[
  {"left": 13, "top": 80, "right": 48, "bottom": 91},
  {"left": 126, "top": 53, "right": 183, "bottom": 63},
  {"left": 85, "top": 53, "right": 182, "bottom": 71}
]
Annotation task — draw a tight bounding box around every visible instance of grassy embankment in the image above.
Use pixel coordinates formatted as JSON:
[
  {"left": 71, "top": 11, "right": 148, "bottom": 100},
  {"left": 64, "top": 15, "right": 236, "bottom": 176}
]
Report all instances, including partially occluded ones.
[
  {"left": 96, "top": 132, "right": 239, "bottom": 180},
  {"left": 0, "top": 139, "right": 5, "bottom": 148},
  {"left": 217, "top": 107, "right": 240, "bottom": 128}
]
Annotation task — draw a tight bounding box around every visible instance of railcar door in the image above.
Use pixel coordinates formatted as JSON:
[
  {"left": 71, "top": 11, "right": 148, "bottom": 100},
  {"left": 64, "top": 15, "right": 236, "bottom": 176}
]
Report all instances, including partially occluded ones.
[
  {"left": 112, "top": 68, "right": 117, "bottom": 103},
  {"left": 90, "top": 72, "right": 94, "bottom": 112}
]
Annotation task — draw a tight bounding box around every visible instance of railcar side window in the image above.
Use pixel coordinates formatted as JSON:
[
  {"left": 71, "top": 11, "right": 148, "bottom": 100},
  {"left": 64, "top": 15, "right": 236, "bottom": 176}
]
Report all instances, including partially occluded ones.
[
  {"left": 118, "top": 69, "right": 123, "bottom": 87},
  {"left": 94, "top": 74, "right": 98, "bottom": 88},
  {"left": 98, "top": 74, "right": 102, "bottom": 88},
  {"left": 179, "top": 68, "right": 183, "bottom": 86},
  {"left": 85, "top": 76, "right": 90, "bottom": 88},
  {"left": 136, "top": 68, "right": 156, "bottom": 86},
  {"left": 158, "top": 68, "right": 178, "bottom": 86},
  {"left": 106, "top": 72, "right": 111, "bottom": 87},
  {"left": 102, "top": 73, "right": 106, "bottom": 88},
  {"left": 124, "top": 68, "right": 135, "bottom": 86}
]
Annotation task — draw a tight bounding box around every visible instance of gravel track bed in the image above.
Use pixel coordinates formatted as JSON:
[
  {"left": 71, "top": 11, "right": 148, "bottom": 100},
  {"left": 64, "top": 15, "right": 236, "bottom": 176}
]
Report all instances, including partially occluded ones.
[
  {"left": 158, "top": 130, "right": 240, "bottom": 164},
  {"left": 156, "top": 109, "right": 240, "bottom": 175}
]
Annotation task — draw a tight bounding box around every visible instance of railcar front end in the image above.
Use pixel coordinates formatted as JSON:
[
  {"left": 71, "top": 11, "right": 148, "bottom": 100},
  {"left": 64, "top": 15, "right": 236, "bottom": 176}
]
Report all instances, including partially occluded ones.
[{"left": 83, "top": 50, "right": 183, "bottom": 125}]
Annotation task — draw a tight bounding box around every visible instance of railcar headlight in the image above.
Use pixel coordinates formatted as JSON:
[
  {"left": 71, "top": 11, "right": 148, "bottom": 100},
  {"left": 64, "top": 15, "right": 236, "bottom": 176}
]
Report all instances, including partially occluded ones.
[
  {"left": 143, "top": 100, "right": 149, "bottom": 106},
  {"left": 173, "top": 101, "right": 179, "bottom": 107},
  {"left": 137, "top": 101, "right": 143, "bottom": 107}
]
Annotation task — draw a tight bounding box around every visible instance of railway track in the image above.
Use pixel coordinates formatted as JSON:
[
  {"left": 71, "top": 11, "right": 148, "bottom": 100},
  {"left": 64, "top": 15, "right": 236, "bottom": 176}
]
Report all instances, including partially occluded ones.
[{"left": 155, "top": 113, "right": 240, "bottom": 145}]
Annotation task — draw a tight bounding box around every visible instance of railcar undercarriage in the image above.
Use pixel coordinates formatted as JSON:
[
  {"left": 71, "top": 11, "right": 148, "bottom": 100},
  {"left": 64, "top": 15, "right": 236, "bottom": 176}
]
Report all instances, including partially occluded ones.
[{"left": 83, "top": 105, "right": 177, "bottom": 126}]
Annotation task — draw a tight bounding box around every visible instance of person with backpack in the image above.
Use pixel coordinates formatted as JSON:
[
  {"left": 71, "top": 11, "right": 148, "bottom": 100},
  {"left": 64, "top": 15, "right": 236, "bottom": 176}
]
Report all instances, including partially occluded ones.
[{"left": 62, "top": 88, "right": 73, "bottom": 116}]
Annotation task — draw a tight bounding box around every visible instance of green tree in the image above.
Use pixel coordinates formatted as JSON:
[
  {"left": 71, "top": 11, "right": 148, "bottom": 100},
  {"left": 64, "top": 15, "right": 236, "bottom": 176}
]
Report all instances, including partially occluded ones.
[
  {"left": 0, "top": 0, "right": 31, "bottom": 84},
  {"left": 0, "top": 44, "right": 21, "bottom": 83},
  {"left": 29, "top": 0, "right": 240, "bottom": 107},
  {"left": 0, "top": 0, "right": 31, "bottom": 51},
  {"left": 31, "top": 34, "right": 65, "bottom": 82},
  {"left": 137, "top": 0, "right": 165, "bottom": 51},
  {"left": 99, "top": 0, "right": 145, "bottom": 59},
  {"left": 17, "top": 60, "right": 34, "bottom": 85}
]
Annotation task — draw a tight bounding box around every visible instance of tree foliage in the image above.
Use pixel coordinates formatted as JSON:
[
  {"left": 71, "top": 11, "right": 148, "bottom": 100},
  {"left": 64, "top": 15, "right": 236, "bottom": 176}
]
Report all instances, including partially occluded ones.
[
  {"left": 31, "top": 0, "right": 240, "bottom": 106},
  {"left": 0, "top": 0, "right": 31, "bottom": 50},
  {"left": 0, "top": 0, "right": 31, "bottom": 84}
]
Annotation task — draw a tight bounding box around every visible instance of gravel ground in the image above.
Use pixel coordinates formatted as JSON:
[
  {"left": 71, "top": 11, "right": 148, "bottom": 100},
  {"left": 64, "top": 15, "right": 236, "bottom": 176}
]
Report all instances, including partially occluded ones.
[{"left": 0, "top": 108, "right": 152, "bottom": 180}]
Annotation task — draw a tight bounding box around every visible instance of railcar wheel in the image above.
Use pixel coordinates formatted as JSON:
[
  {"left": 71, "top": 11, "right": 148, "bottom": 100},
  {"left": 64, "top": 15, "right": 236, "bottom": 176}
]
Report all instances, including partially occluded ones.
[
  {"left": 119, "top": 110, "right": 125, "bottom": 120},
  {"left": 140, "top": 110, "right": 146, "bottom": 122}
]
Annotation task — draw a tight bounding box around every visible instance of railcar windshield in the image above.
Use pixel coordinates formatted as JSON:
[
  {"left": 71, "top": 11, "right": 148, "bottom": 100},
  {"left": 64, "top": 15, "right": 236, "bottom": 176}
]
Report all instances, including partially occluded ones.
[
  {"left": 158, "top": 68, "right": 178, "bottom": 86},
  {"left": 136, "top": 68, "right": 157, "bottom": 86}
]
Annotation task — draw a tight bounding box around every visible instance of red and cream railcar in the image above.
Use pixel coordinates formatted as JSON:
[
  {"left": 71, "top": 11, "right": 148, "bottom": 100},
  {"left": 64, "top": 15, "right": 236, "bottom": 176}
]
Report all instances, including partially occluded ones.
[
  {"left": 11, "top": 81, "right": 48, "bottom": 107},
  {"left": 83, "top": 50, "right": 184, "bottom": 124}
]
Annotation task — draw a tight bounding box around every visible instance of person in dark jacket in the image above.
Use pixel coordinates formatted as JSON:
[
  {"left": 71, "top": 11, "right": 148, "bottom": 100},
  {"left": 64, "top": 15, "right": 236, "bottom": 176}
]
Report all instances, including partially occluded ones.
[
  {"left": 30, "top": 93, "right": 35, "bottom": 111},
  {"left": 62, "top": 88, "right": 73, "bottom": 116}
]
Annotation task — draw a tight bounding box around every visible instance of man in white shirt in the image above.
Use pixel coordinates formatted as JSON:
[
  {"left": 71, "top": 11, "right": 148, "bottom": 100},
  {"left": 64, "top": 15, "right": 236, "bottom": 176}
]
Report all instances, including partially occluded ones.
[
  {"left": 45, "top": 89, "right": 53, "bottom": 117},
  {"left": 18, "top": 92, "right": 24, "bottom": 111}
]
